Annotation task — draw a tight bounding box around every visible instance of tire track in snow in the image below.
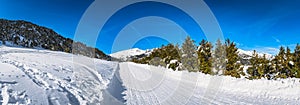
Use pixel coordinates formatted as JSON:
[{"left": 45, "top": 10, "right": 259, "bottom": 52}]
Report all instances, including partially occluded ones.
[
  {"left": 118, "top": 62, "right": 245, "bottom": 105},
  {"left": 119, "top": 63, "right": 167, "bottom": 105},
  {"left": 1, "top": 85, "right": 9, "bottom": 105},
  {"left": 100, "top": 64, "right": 127, "bottom": 105}
]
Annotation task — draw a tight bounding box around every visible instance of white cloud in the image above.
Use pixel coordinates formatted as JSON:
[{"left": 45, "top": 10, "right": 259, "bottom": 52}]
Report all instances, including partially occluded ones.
[
  {"left": 272, "top": 36, "right": 280, "bottom": 43},
  {"left": 255, "top": 47, "right": 279, "bottom": 55},
  {"left": 242, "top": 46, "right": 279, "bottom": 55},
  {"left": 235, "top": 42, "right": 243, "bottom": 47},
  {"left": 279, "top": 44, "right": 297, "bottom": 49}
]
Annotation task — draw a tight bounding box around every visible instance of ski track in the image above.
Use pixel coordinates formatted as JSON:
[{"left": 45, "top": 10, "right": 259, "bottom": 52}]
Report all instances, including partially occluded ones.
[{"left": 118, "top": 62, "right": 300, "bottom": 105}]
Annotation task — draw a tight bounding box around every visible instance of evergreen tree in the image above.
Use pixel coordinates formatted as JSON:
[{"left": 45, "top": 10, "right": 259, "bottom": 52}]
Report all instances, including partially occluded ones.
[
  {"left": 133, "top": 44, "right": 181, "bottom": 70},
  {"left": 197, "top": 39, "right": 213, "bottom": 74},
  {"left": 13, "top": 35, "right": 20, "bottom": 45},
  {"left": 275, "top": 46, "right": 288, "bottom": 78},
  {"left": 164, "top": 43, "right": 181, "bottom": 64},
  {"left": 247, "top": 50, "right": 260, "bottom": 79},
  {"left": 149, "top": 57, "right": 166, "bottom": 67},
  {"left": 247, "top": 51, "right": 272, "bottom": 79},
  {"left": 292, "top": 44, "right": 300, "bottom": 78},
  {"left": 181, "top": 36, "right": 198, "bottom": 72},
  {"left": 167, "top": 44, "right": 182, "bottom": 70},
  {"left": 0, "top": 33, "right": 5, "bottom": 44},
  {"left": 224, "top": 39, "right": 242, "bottom": 78},
  {"left": 285, "top": 47, "right": 293, "bottom": 77},
  {"left": 268, "top": 60, "right": 277, "bottom": 79},
  {"left": 213, "top": 39, "right": 226, "bottom": 75},
  {"left": 259, "top": 54, "right": 270, "bottom": 78}
]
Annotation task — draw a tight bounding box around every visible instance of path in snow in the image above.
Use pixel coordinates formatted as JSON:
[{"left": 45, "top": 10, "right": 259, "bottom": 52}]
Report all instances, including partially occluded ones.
[
  {"left": 117, "top": 62, "right": 300, "bottom": 105},
  {"left": 100, "top": 64, "right": 127, "bottom": 105}
]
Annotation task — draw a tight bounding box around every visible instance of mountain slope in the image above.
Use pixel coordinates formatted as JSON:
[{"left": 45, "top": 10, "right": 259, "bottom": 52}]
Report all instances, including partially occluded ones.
[
  {"left": 237, "top": 49, "right": 274, "bottom": 65},
  {"left": 110, "top": 48, "right": 152, "bottom": 61},
  {"left": 0, "top": 19, "right": 111, "bottom": 60}
]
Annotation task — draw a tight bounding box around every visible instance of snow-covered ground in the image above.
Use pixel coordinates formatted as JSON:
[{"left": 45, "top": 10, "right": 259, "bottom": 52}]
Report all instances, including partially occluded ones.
[
  {"left": 119, "top": 62, "right": 300, "bottom": 105},
  {"left": 1, "top": 46, "right": 300, "bottom": 105},
  {"left": 0, "top": 46, "right": 119, "bottom": 105}
]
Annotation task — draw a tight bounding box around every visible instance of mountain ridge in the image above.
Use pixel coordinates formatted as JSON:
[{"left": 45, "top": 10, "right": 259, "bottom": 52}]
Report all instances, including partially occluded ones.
[
  {"left": 110, "top": 48, "right": 153, "bottom": 61},
  {"left": 0, "top": 18, "right": 113, "bottom": 60}
]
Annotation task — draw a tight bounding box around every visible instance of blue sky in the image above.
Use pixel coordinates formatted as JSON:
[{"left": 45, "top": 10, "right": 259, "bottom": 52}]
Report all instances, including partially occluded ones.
[{"left": 0, "top": 0, "right": 300, "bottom": 54}]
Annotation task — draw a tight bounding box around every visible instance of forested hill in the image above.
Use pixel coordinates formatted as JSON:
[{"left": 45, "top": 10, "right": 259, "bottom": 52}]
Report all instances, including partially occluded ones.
[{"left": 0, "top": 19, "right": 113, "bottom": 60}]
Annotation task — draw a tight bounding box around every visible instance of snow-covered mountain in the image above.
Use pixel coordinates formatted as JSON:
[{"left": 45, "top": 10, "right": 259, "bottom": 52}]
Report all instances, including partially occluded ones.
[
  {"left": 238, "top": 49, "right": 274, "bottom": 65},
  {"left": 1, "top": 46, "right": 300, "bottom": 105},
  {"left": 110, "top": 48, "right": 153, "bottom": 61},
  {"left": 238, "top": 49, "right": 273, "bottom": 59}
]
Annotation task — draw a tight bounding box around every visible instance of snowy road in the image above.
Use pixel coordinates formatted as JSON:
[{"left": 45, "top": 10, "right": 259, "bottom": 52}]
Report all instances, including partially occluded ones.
[{"left": 117, "top": 62, "right": 300, "bottom": 105}]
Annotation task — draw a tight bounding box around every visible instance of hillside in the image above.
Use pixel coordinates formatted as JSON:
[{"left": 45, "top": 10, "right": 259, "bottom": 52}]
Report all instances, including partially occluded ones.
[{"left": 0, "top": 19, "right": 112, "bottom": 60}]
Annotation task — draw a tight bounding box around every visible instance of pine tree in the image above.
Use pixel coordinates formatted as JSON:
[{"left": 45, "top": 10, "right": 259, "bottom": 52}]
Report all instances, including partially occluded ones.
[
  {"left": 247, "top": 50, "right": 260, "bottom": 79},
  {"left": 164, "top": 44, "right": 181, "bottom": 64},
  {"left": 292, "top": 44, "right": 300, "bottom": 78},
  {"left": 13, "top": 35, "right": 20, "bottom": 45},
  {"left": 267, "top": 60, "right": 276, "bottom": 79},
  {"left": 132, "top": 44, "right": 181, "bottom": 70},
  {"left": 285, "top": 47, "right": 293, "bottom": 77},
  {"left": 224, "top": 39, "right": 242, "bottom": 78},
  {"left": 197, "top": 39, "right": 213, "bottom": 74},
  {"left": 0, "top": 33, "right": 5, "bottom": 45},
  {"left": 149, "top": 57, "right": 166, "bottom": 67},
  {"left": 168, "top": 44, "right": 182, "bottom": 70},
  {"left": 181, "top": 36, "right": 198, "bottom": 72},
  {"left": 246, "top": 51, "right": 271, "bottom": 79},
  {"left": 213, "top": 39, "right": 226, "bottom": 75},
  {"left": 259, "top": 54, "right": 270, "bottom": 78},
  {"left": 275, "top": 46, "right": 288, "bottom": 78}
]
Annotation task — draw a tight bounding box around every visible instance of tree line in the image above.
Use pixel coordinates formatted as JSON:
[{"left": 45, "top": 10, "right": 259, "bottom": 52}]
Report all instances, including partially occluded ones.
[{"left": 132, "top": 36, "right": 300, "bottom": 80}]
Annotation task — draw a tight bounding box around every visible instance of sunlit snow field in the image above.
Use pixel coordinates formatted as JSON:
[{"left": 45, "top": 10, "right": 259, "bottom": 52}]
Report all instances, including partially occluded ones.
[{"left": 0, "top": 46, "right": 299, "bottom": 105}]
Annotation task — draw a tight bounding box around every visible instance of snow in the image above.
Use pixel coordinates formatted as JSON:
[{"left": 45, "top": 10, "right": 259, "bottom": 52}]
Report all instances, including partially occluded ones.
[
  {"left": 169, "top": 60, "right": 178, "bottom": 64},
  {"left": 110, "top": 48, "right": 152, "bottom": 61},
  {"left": 1, "top": 85, "right": 9, "bottom": 105},
  {"left": 0, "top": 46, "right": 118, "bottom": 104},
  {"left": 0, "top": 45, "right": 300, "bottom": 104},
  {"left": 119, "top": 62, "right": 300, "bottom": 104},
  {"left": 289, "top": 61, "right": 294, "bottom": 65}
]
